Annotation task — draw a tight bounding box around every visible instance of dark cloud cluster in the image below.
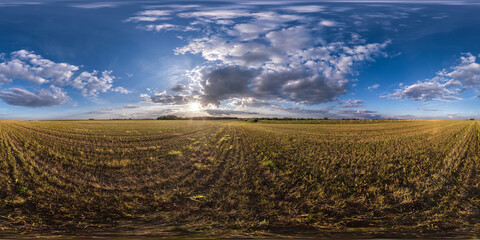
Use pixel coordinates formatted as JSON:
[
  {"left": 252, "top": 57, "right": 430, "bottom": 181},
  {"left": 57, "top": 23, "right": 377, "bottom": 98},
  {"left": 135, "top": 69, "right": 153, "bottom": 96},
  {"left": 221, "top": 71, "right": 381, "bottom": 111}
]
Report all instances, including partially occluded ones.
[
  {"left": 137, "top": 3, "right": 390, "bottom": 113},
  {"left": 145, "top": 93, "right": 192, "bottom": 105},
  {"left": 199, "top": 67, "right": 258, "bottom": 106},
  {"left": 171, "top": 84, "right": 187, "bottom": 92},
  {"left": 0, "top": 86, "right": 69, "bottom": 107}
]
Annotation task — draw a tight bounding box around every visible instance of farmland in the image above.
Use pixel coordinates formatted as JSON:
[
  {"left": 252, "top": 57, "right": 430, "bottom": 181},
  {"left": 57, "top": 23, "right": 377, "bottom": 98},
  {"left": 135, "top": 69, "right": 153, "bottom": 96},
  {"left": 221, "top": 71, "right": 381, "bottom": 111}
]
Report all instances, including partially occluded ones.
[{"left": 1, "top": 119, "right": 480, "bottom": 237}]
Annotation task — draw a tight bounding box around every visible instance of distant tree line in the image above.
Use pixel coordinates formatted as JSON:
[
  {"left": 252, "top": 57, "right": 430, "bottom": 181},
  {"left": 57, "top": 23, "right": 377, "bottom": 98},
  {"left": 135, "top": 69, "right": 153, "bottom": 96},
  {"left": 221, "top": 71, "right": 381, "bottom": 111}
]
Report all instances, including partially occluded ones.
[
  {"left": 157, "top": 115, "right": 238, "bottom": 120},
  {"left": 157, "top": 116, "right": 399, "bottom": 122},
  {"left": 157, "top": 115, "right": 182, "bottom": 120},
  {"left": 247, "top": 117, "right": 329, "bottom": 122}
]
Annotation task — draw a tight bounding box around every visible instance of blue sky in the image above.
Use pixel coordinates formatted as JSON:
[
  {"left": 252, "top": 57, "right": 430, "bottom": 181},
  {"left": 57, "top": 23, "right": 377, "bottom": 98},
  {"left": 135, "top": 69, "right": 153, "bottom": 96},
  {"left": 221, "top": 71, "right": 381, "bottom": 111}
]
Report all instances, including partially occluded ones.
[{"left": 2, "top": 0, "right": 480, "bottom": 119}]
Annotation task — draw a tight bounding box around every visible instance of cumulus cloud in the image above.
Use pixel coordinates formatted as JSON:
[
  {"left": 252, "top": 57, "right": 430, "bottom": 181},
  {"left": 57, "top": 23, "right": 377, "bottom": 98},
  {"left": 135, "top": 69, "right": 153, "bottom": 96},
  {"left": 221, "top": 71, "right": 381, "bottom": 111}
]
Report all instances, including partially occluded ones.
[
  {"left": 388, "top": 80, "right": 462, "bottom": 101},
  {"left": 388, "top": 53, "right": 480, "bottom": 102},
  {"left": 0, "top": 50, "right": 123, "bottom": 100},
  {"left": 228, "top": 97, "right": 278, "bottom": 110},
  {"left": 143, "top": 66, "right": 258, "bottom": 106},
  {"left": 266, "top": 26, "right": 311, "bottom": 50},
  {"left": 142, "top": 92, "right": 193, "bottom": 105},
  {"left": 0, "top": 85, "right": 69, "bottom": 107},
  {"left": 446, "top": 53, "right": 480, "bottom": 87},
  {"left": 112, "top": 86, "right": 131, "bottom": 94},
  {"left": 0, "top": 50, "right": 79, "bottom": 85},
  {"left": 175, "top": 35, "right": 389, "bottom": 105},
  {"left": 198, "top": 67, "right": 258, "bottom": 106},
  {"left": 72, "top": 70, "right": 114, "bottom": 96},
  {"left": 175, "top": 38, "right": 278, "bottom": 67},
  {"left": 231, "top": 21, "right": 280, "bottom": 41},
  {"left": 220, "top": 12, "right": 304, "bottom": 41},
  {"left": 272, "top": 72, "right": 351, "bottom": 104},
  {"left": 130, "top": 3, "right": 390, "bottom": 112},
  {"left": 171, "top": 84, "right": 187, "bottom": 92}
]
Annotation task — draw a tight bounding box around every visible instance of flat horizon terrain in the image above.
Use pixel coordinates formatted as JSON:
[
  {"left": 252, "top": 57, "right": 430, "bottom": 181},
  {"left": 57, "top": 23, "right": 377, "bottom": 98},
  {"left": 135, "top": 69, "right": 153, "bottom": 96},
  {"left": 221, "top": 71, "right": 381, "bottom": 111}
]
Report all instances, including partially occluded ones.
[{"left": 1, "top": 120, "right": 480, "bottom": 238}]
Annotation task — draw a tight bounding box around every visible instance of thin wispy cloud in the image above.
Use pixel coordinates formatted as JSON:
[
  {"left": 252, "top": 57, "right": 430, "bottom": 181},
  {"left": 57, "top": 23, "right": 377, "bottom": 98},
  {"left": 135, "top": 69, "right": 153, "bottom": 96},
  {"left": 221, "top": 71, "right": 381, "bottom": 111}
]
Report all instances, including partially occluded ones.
[{"left": 71, "top": 2, "right": 125, "bottom": 9}]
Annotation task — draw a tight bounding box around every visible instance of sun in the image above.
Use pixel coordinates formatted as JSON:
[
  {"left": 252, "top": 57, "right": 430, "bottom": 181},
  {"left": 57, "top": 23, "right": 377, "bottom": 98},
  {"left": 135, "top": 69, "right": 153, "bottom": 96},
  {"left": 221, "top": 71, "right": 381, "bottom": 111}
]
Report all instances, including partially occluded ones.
[{"left": 188, "top": 102, "right": 202, "bottom": 112}]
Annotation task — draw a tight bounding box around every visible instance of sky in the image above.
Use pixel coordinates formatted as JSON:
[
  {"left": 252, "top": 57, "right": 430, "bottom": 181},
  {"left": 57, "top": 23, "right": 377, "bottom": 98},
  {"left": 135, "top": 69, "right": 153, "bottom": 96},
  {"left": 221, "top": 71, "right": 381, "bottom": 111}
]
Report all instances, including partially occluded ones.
[{"left": 1, "top": 0, "right": 480, "bottom": 120}]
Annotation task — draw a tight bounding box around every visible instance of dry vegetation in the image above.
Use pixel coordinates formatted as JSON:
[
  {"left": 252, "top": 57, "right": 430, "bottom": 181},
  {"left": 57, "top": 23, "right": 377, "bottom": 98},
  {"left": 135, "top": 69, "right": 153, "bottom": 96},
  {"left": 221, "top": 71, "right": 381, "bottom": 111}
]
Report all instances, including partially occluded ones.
[{"left": 1, "top": 119, "right": 480, "bottom": 237}]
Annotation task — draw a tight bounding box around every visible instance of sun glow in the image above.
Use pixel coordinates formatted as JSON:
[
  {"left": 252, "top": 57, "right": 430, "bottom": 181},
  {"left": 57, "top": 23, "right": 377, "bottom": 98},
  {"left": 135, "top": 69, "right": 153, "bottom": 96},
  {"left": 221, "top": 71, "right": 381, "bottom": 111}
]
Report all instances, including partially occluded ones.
[{"left": 188, "top": 102, "right": 202, "bottom": 112}]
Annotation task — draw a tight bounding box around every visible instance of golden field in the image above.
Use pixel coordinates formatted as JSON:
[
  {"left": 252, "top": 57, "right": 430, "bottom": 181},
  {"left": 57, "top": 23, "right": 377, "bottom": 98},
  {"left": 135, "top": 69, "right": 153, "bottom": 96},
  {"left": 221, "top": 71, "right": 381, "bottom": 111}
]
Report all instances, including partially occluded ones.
[{"left": 0, "top": 120, "right": 479, "bottom": 237}]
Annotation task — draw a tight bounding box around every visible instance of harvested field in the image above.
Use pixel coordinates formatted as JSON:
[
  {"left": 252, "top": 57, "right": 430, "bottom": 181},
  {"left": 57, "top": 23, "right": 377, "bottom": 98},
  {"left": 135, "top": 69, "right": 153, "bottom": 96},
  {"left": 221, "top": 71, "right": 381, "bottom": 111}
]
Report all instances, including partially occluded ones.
[{"left": 0, "top": 120, "right": 479, "bottom": 237}]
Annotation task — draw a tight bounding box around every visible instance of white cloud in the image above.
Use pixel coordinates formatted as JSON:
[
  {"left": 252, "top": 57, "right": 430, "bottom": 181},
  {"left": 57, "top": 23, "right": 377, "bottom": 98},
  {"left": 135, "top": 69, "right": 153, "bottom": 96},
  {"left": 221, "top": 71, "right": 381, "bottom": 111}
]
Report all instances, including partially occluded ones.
[
  {"left": 178, "top": 10, "right": 249, "bottom": 19},
  {"left": 368, "top": 83, "right": 380, "bottom": 89},
  {"left": 266, "top": 26, "right": 311, "bottom": 50},
  {"left": 230, "top": 21, "right": 280, "bottom": 41},
  {"left": 0, "top": 1, "right": 43, "bottom": 7},
  {"left": 177, "top": 37, "right": 389, "bottom": 105},
  {"left": 446, "top": 53, "right": 480, "bottom": 87},
  {"left": 137, "top": 10, "right": 171, "bottom": 16},
  {"left": 144, "top": 24, "right": 197, "bottom": 32},
  {"left": 175, "top": 37, "right": 278, "bottom": 67},
  {"left": 216, "top": 19, "right": 235, "bottom": 25},
  {"left": 0, "top": 85, "right": 69, "bottom": 107},
  {"left": 319, "top": 20, "right": 338, "bottom": 27},
  {"left": 339, "top": 99, "right": 364, "bottom": 108},
  {"left": 388, "top": 53, "right": 480, "bottom": 102},
  {"left": 238, "top": 1, "right": 301, "bottom": 5},
  {"left": 302, "top": 0, "right": 470, "bottom": 5},
  {"left": 0, "top": 49, "right": 125, "bottom": 99},
  {"left": 251, "top": 11, "right": 304, "bottom": 22},
  {"left": 72, "top": 70, "right": 114, "bottom": 96},
  {"left": 125, "top": 16, "right": 166, "bottom": 22},
  {"left": 71, "top": 2, "right": 124, "bottom": 9},
  {"left": 282, "top": 5, "right": 325, "bottom": 13},
  {"left": 146, "top": 4, "right": 201, "bottom": 9},
  {"left": 145, "top": 24, "right": 176, "bottom": 31},
  {"left": 388, "top": 79, "right": 462, "bottom": 101},
  {"left": 131, "top": 4, "right": 389, "bottom": 108},
  {"left": 0, "top": 50, "right": 79, "bottom": 85},
  {"left": 112, "top": 86, "right": 132, "bottom": 94},
  {"left": 124, "top": 10, "right": 172, "bottom": 22}
]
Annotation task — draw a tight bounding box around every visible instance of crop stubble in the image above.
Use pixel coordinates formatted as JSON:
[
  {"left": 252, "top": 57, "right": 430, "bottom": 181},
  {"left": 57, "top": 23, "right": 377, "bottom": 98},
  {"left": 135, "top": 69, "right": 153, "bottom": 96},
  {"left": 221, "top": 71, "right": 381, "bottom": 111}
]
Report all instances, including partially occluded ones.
[{"left": 0, "top": 120, "right": 479, "bottom": 235}]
